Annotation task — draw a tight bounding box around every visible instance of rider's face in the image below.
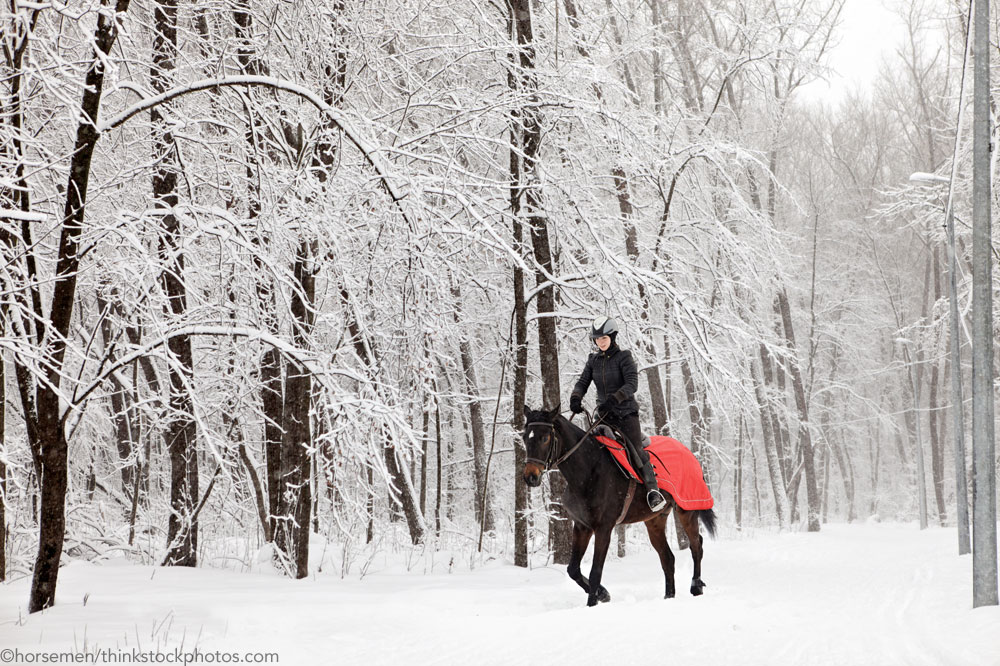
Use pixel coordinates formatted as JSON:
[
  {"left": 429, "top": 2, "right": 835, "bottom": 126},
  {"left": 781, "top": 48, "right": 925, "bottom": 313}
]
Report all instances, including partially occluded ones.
[{"left": 595, "top": 335, "right": 611, "bottom": 351}]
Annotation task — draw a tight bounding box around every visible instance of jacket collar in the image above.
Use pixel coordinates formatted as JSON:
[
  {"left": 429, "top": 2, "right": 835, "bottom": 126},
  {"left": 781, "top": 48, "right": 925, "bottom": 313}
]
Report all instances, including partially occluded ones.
[{"left": 597, "top": 344, "right": 620, "bottom": 358}]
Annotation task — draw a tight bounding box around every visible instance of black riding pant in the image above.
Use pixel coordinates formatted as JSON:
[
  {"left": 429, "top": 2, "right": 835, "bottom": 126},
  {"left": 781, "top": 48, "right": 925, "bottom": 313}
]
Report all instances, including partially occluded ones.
[{"left": 607, "top": 413, "right": 658, "bottom": 489}]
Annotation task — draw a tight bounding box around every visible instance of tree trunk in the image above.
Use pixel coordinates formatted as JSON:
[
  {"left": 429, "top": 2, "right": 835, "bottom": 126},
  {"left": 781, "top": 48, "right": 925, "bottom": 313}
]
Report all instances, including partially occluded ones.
[
  {"left": 432, "top": 387, "right": 442, "bottom": 537},
  {"left": 452, "top": 286, "right": 495, "bottom": 533},
  {"left": 663, "top": 334, "right": 673, "bottom": 423},
  {"left": 735, "top": 415, "right": 745, "bottom": 530},
  {"left": 273, "top": 244, "right": 316, "bottom": 577},
  {"left": 928, "top": 246, "right": 947, "bottom": 525},
  {"left": 0, "top": 7, "right": 44, "bottom": 484},
  {"left": 508, "top": 0, "right": 561, "bottom": 563},
  {"left": 512, "top": 177, "right": 529, "bottom": 568},
  {"left": 776, "top": 289, "right": 820, "bottom": 531},
  {"left": 612, "top": 167, "right": 669, "bottom": 433},
  {"left": 96, "top": 293, "right": 139, "bottom": 498},
  {"left": 29, "top": 0, "right": 132, "bottom": 613},
  {"left": 153, "top": 0, "right": 199, "bottom": 567},
  {"left": 342, "top": 286, "right": 425, "bottom": 544},
  {"left": 680, "top": 358, "right": 707, "bottom": 459},
  {"left": 232, "top": 0, "right": 283, "bottom": 546},
  {"left": 830, "top": 440, "right": 856, "bottom": 522},
  {"left": 237, "top": 442, "right": 271, "bottom": 541},
  {"left": 757, "top": 342, "right": 789, "bottom": 488},
  {"left": 0, "top": 335, "right": 5, "bottom": 582},
  {"left": 513, "top": 0, "right": 568, "bottom": 563},
  {"left": 751, "top": 357, "right": 789, "bottom": 528},
  {"left": 420, "top": 394, "right": 429, "bottom": 517},
  {"left": 820, "top": 444, "right": 831, "bottom": 523}
]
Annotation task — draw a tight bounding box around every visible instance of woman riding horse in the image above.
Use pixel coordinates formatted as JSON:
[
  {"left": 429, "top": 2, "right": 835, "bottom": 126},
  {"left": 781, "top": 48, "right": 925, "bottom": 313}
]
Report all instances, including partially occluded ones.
[
  {"left": 570, "top": 316, "right": 667, "bottom": 512},
  {"left": 521, "top": 405, "right": 716, "bottom": 606}
]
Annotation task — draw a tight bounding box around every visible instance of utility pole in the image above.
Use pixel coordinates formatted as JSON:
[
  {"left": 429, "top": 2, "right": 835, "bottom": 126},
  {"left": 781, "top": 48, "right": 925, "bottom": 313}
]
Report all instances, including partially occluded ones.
[{"left": 971, "top": 0, "right": 997, "bottom": 609}]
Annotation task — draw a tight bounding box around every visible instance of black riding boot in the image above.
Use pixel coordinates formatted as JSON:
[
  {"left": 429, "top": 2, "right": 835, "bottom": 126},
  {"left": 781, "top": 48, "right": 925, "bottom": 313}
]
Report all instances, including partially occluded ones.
[
  {"left": 615, "top": 414, "right": 667, "bottom": 513},
  {"left": 640, "top": 463, "right": 667, "bottom": 512},
  {"left": 615, "top": 414, "right": 667, "bottom": 511}
]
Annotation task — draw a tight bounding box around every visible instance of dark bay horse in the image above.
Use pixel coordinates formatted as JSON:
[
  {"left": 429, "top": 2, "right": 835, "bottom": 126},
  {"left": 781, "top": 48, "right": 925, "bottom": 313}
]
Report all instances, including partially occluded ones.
[{"left": 522, "top": 406, "right": 717, "bottom": 607}]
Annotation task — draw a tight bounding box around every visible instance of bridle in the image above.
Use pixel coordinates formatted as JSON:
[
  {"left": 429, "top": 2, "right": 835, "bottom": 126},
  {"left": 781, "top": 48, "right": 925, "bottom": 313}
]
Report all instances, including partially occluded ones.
[{"left": 524, "top": 413, "right": 607, "bottom": 471}]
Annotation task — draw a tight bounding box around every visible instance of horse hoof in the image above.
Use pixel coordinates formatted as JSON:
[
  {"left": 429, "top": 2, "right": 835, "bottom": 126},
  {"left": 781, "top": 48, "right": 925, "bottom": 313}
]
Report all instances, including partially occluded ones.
[
  {"left": 664, "top": 589, "right": 675, "bottom": 599},
  {"left": 587, "top": 596, "right": 598, "bottom": 607},
  {"left": 597, "top": 586, "right": 611, "bottom": 603},
  {"left": 690, "top": 579, "right": 706, "bottom": 596}
]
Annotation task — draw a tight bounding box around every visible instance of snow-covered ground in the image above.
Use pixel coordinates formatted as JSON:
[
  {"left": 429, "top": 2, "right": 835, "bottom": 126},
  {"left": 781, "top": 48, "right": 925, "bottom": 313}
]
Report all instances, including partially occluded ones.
[{"left": 2, "top": 523, "right": 998, "bottom": 665}]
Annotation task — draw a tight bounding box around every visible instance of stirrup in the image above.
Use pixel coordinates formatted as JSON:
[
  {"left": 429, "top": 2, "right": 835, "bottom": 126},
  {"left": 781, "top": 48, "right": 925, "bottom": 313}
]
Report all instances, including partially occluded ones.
[{"left": 647, "top": 490, "right": 667, "bottom": 512}]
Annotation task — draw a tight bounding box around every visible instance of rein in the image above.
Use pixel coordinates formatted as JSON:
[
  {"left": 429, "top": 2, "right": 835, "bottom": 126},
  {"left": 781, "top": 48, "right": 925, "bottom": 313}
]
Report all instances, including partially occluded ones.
[{"left": 525, "top": 412, "right": 607, "bottom": 471}]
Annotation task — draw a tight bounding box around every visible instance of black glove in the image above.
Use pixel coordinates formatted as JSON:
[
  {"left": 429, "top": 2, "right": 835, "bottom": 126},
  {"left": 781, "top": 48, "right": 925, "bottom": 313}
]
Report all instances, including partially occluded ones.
[
  {"left": 596, "top": 398, "right": 615, "bottom": 419},
  {"left": 569, "top": 395, "right": 583, "bottom": 414}
]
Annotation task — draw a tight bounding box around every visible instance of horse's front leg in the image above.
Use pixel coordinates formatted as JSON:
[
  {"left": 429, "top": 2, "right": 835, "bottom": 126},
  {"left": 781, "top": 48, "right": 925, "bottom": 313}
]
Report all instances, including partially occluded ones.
[
  {"left": 586, "top": 527, "right": 614, "bottom": 606},
  {"left": 567, "top": 522, "right": 594, "bottom": 595}
]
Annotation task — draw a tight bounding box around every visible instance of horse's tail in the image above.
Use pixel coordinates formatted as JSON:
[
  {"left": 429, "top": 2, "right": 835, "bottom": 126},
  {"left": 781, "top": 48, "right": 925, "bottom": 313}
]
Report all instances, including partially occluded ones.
[{"left": 696, "top": 509, "right": 717, "bottom": 539}]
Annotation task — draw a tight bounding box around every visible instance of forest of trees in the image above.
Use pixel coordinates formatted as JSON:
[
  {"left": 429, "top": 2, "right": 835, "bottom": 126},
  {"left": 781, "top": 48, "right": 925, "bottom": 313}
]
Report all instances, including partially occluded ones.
[{"left": 0, "top": 0, "right": 996, "bottom": 612}]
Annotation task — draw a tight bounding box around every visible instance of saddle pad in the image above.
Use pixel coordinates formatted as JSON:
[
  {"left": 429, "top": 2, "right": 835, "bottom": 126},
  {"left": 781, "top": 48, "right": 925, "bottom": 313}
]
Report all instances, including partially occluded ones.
[{"left": 597, "top": 435, "right": 714, "bottom": 510}]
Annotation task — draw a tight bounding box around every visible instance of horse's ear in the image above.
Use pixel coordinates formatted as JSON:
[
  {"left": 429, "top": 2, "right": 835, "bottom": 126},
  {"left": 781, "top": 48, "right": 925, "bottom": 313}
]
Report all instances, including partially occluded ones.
[
  {"left": 548, "top": 405, "right": 561, "bottom": 419},
  {"left": 522, "top": 405, "right": 531, "bottom": 419}
]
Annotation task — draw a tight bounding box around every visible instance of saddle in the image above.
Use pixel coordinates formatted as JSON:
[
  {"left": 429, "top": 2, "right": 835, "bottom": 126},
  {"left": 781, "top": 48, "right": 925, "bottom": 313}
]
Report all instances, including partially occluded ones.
[
  {"left": 596, "top": 433, "right": 714, "bottom": 511},
  {"left": 595, "top": 424, "right": 653, "bottom": 449}
]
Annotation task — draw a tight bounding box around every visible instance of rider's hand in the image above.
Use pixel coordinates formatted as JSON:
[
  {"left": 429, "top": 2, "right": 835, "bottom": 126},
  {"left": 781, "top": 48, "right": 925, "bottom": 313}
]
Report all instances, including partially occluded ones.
[{"left": 570, "top": 395, "right": 584, "bottom": 414}]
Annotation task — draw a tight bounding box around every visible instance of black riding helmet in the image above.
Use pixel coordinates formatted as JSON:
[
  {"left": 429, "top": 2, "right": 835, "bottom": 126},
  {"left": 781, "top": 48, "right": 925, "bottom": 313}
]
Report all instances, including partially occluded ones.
[{"left": 590, "top": 315, "right": 618, "bottom": 340}]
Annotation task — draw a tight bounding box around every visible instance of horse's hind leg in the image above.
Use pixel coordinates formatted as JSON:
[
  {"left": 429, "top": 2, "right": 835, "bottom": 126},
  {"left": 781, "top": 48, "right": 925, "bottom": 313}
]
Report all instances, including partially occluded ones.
[
  {"left": 644, "top": 513, "right": 676, "bottom": 598},
  {"left": 677, "top": 509, "right": 706, "bottom": 595},
  {"left": 567, "top": 523, "right": 595, "bottom": 596}
]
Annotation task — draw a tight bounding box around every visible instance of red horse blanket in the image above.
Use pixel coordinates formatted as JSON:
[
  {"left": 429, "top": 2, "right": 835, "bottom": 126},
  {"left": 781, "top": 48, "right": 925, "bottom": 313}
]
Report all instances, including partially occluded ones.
[{"left": 597, "top": 435, "right": 714, "bottom": 510}]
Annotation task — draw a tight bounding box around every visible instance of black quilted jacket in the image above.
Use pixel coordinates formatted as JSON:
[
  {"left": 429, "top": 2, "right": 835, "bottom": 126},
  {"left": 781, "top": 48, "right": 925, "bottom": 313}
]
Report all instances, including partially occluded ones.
[{"left": 570, "top": 345, "right": 639, "bottom": 417}]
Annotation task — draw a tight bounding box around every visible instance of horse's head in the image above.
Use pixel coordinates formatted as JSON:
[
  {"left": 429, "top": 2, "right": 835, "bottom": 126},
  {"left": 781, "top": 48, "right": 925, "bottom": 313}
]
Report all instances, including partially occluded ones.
[{"left": 521, "top": 405, "right": 562, "bottom": 487}]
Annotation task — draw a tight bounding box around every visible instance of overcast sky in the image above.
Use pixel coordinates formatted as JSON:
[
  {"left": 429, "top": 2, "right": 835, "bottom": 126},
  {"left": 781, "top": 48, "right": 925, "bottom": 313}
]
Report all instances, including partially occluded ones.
[{"left": 799, "top": 0, "right": 910, "bottom": 104}]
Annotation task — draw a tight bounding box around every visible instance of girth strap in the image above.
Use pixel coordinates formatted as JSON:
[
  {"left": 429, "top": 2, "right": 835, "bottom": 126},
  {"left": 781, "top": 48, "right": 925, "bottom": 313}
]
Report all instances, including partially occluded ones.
[{"left": 615, "top": 479, "right": 637, "bottom": 526}]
